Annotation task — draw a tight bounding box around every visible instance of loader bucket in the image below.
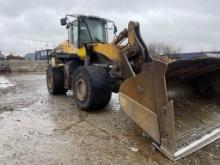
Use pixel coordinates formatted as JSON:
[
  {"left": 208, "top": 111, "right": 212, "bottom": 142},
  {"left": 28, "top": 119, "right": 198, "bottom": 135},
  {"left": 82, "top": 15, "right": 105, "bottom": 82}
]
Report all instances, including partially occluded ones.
[{"left": 119, "top": 58, "right": 220, "bottom": 160}]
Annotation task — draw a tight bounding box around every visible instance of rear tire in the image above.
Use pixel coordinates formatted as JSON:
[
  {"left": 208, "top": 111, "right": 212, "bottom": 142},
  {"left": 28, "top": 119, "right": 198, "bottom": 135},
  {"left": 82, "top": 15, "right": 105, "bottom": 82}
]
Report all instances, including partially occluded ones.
[
  {"left": 46, "top": 66, "right": 67, "bottom": 95},
  {"left": 72, "top": 66, "right": 112, "bottom": 110}
]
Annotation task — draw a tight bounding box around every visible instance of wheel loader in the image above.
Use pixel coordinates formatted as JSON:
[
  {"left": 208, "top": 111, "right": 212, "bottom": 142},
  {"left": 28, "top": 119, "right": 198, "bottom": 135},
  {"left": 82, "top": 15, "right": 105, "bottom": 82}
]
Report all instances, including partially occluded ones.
[{"left": 46, "top": 14, "right": 220, "bottom": 160}]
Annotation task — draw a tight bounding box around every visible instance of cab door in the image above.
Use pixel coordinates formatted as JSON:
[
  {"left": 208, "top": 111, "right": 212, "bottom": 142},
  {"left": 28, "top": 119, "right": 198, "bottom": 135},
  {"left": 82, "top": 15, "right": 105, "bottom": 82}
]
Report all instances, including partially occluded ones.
[{"left": 69, "top": 20, "right": 79, "bottom": 48}]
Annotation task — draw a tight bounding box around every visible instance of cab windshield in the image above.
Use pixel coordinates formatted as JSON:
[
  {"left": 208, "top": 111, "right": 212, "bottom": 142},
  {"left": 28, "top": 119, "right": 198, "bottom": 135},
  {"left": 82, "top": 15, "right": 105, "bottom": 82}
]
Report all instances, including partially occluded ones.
[{"left": 80, "top": 19, "right": 107, "bottom": 43}]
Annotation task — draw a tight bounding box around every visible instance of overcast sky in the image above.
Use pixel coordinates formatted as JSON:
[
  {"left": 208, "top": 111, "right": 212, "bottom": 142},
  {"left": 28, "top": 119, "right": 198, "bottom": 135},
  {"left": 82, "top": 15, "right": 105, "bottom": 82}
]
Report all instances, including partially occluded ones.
[{"left": 0, "top": 0, "right": 220, "bottom": 55}]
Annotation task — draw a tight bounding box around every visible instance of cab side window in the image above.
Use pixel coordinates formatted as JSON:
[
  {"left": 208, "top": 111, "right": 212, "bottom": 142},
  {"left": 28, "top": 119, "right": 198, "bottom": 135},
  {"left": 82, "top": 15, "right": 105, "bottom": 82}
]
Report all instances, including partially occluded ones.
[
  {"left": 80, "top": 21, "right": 91, "bottom": 43},
  {"left": 69, "top": 21, "right": 78, "bottom": 46}
]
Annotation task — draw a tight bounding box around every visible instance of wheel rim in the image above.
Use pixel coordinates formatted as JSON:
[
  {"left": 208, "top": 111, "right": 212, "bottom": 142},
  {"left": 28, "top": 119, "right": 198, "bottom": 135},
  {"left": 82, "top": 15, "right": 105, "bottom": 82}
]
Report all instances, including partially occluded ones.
[
  {"left": 47, "top": 74, "right": 53, "bottom": 89},
  {"left": 76, "top": 78, "right": 87, "bottom": 101}
]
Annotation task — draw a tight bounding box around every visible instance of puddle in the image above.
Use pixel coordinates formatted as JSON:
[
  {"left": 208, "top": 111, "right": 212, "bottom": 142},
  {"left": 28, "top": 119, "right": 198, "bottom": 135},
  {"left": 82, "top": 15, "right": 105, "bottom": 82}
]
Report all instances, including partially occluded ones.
[{"left": 0, "top": 76, "right": 15, "bottom": 89}]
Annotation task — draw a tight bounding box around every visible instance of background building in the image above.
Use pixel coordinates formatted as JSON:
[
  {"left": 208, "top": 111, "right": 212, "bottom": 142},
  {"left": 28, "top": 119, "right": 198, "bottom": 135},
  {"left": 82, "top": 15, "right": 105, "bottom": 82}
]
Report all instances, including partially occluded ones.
[{"left": 0, "top": 51, "right": 5, "bottom": 60}]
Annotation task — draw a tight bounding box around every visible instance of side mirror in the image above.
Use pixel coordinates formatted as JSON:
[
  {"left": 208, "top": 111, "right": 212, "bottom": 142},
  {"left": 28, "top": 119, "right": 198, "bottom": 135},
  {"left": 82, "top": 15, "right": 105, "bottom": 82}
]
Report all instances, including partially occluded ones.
[
  {"left": 60, "top": 17, "right": 67, "bottom": 26},
  {"left": 66, "top": 24, "right": 70, "bottom": 29},
  {"left": 114, "top": 24, "right": 117, "bottom": 35}
]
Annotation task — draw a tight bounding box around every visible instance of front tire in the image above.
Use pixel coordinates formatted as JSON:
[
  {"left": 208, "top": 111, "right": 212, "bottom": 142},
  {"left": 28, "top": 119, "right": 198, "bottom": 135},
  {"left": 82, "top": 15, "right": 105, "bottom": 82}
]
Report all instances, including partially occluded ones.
[
  {"left": 72, "top": 66, "right": 112, "bottom": 110},
  {"left": 46, "top": 66, "right": 67, "bottom": 95}
]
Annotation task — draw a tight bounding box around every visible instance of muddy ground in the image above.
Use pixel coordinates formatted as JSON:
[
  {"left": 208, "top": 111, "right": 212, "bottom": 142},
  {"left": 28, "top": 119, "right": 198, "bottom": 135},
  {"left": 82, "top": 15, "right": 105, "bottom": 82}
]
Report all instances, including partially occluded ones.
[{"left": 0, "top": 73, "right": 219, "bottom": 165}]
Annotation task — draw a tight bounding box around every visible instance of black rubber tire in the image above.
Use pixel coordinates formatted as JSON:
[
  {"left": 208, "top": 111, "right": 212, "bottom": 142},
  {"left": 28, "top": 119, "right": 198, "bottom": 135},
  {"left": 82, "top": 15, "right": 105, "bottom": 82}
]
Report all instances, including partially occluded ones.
[
  {"left": 46, "top": 66, "right": 67, "bottom": 95},
  {"left": 72, "top": 66, "right": 112, "bottom": 110},
  {"left": 67, "top": 60, "right": 81, "bottom": 89}
]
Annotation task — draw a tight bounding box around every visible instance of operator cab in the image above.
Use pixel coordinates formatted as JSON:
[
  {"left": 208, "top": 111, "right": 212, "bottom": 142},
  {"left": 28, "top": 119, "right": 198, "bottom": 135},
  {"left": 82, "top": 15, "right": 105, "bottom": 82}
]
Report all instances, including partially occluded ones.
[{"left": 60, "top": 15, "right": 117, "bottom": 47}]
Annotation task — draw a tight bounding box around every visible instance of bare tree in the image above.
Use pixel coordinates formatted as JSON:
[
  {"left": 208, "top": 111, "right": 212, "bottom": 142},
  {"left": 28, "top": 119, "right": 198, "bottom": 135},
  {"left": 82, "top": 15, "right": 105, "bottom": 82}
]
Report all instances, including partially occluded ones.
[{"left": 147, "top": 41, "right": 181, "bottom": 59}]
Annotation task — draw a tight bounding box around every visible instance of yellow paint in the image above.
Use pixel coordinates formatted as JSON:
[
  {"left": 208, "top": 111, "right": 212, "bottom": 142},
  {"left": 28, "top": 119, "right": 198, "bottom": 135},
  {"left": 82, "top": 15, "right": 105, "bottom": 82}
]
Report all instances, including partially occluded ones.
[
  {"left": 92, "top": 43, "right": 121, "bottom": 62},
  {"left": 56, "top": 41, "right": 86, "bottom": 60},
  {"left": 56, "top": 41, "right": 121, "bottom": 63}
]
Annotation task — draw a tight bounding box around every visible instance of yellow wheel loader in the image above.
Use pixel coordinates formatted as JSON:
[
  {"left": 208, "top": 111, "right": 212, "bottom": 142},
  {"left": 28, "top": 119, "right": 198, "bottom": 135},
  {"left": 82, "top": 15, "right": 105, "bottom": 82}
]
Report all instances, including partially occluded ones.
[{"left": 46, "top": 14, "right": 220, "bottom": 160}]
